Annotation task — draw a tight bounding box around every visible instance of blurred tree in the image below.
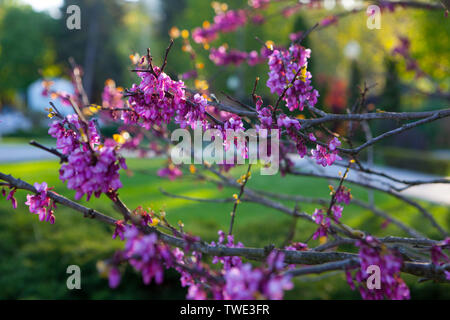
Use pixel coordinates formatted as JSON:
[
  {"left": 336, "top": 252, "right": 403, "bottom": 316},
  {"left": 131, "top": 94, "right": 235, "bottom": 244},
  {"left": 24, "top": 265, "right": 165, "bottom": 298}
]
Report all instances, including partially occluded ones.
[
  {"left": 348, "top": 60, "right": 361, "bottom": 108},
  {"left": 159, "top": 0, "right": 186, "bottom": 37},
  {"left": 55, "top": 0, "right": 130, "bottom": 103},
  {"left": 380, "top": 57, "right": 401, "bottom": 112},
  {"left": 0, "top": 3, "right": 58, "bottom": 108},
  {"left": 406, "top": 10, "right": 450, "bottom": 88}
]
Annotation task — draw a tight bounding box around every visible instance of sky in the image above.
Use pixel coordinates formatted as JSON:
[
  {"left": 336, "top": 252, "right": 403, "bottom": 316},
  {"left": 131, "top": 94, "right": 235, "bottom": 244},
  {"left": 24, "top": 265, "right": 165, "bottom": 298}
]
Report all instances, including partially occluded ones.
[
  {"left": 21, "top": 0, "right": 63, "bottom": 11},
  {"left": 20, "top": 0, "right": 144, "bottom": 11},
  {"left": 19, "top": 0, "right": 159, "bottom": 19},
  {"left": 20, "top": 0, "right": 63, "bottom": 18}
]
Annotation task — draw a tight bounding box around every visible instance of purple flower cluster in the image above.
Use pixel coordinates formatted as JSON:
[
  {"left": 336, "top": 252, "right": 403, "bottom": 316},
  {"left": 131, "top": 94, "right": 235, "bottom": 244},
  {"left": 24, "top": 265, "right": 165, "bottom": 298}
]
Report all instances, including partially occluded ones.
[
  {"left": 221, "top": 251, "right": 293, "bottom": 300},
  {"left": 285, "top": 242, "right": 308, "bottom": 252},
  {"left": 267, "top": 44, "right": 319, "bottom": 111},
  {"left": 175, "top": 93, "right": 208, "bottom": 129},
  {"left": 109, "top": 226, "right": 212, "bottom": 298},
  {"left": 49, "top": 115, "right": 125, "bottom": 201},
  {"left": 320, "top": 16, "right": 338, "bottom": 27},
  {"left": 1, "top": 186, "right": 17, "bottom": 209},
  {"left": 222, "top": 116, "right": 247, "bottom": 160},
  {"left": 109, "top": 226, "right": 294, "bottom": 300},
  {"left": 379, "top": 1, "right": 397, "bottom": 12},
  {"left": 121, "top": 227, "right": 173, "bottom": 286},
  {"left": 312, "top": 208, "right": 331, "bottom": 240},
  {"left": 392, "top": 36, "right": 424, "bottom": 78},
  {"left": 25, "top": 182, "right": 56, "bottom": 224},
  {"left": 277, "top": 114, "right": 301, "bottom": 130},
  {"left": 211, "top": 230, "right": 244, "bottom": 270},
  {"left": 223, "top": 115, "right": 244, "bottom": 132},
  {"left": 112, "top": 220, "right": 126, "bottom": 241},
  {"left": 311, "top": 137, "right": 342, "bottom": 167},
  {"left": 209, "top": 46, "right": 247, "bottom": 66},
  {"left": 209, "top": 46, "right": 264, "bottom": 66},
  {"left": 430, "top": 238, "right": 450, "bottom": 280},
  {"left": 285, "top": 242, "right": 308, "bottom": 269},
  {"left": 173, "top": 248, "right": 197, "bottom": 290},
  {"left": 181, "top": 70, "right": 198, "bottom": 80},
  {"left": 277, "top": 113, "right": 307, "bottom": 157},
  {"left": 289, "top": 31, "right": 303, "bottom": 42},
  {"left": 255, "top": 96, "right": 273, "bottom": 130},
  {"left": 125, "top": 68, "right": 187, "bottom": 129},
  {"left": 108, "top": 267, "right": 121, "bottom": 288},
  {"left": 125, "top": 69, "right": 210, "bottom": 131},
  {"left": 102, "top": 79, "right": 124, "bottom": 120},
  {"left": 48, "top": 117, "right": 78, "bottom": 154},
  {"left": 249, "top": 0, "right": 271, "bottom": 9},
  {"left": 331, "top": 204, "right": 343, "bottom": 220},
  {"left": 312, "top": 204, "right": 343, "bottom": 240},
  {"left": 157, "top": 165, "right": 183, "bottom": 180},
  {"left": 335, "top": 186, "right": 352, "bottom": 204},
  {"left": 347, "top": 236, "right": 410, "bottom": 300},
  {"left": 192, "top": 10, "right": 247, "bottom": 44},
  {"left": 61, "top": 142, "right": 124, "bottom": 201}
]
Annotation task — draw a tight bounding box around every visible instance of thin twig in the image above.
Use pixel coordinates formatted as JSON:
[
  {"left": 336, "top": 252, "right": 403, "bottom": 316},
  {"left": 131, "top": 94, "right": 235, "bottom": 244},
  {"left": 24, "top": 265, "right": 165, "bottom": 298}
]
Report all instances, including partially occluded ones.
[{"left": 229, "top": 164, "right": 252, "bottom": 235}]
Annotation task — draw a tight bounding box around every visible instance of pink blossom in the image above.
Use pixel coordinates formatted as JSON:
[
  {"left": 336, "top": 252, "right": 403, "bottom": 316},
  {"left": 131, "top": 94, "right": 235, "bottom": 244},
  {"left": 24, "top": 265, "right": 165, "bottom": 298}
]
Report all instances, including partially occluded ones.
[
  {"left": 222, "top": 253, "right": 293, "bottom": 300},
  {"left": 3, "top": 187, "right": 18, "bottom": 209},
  {"left": 311, "top": 137, "right": 342, "bottom": 167},
  {"left": 251, "top": 14, "right": 265, "bottom": 25},
  {"left": 113, "top": 220, "right": 126, "bottom": 241},
  {"left": 331, "top": 204, "right": 343, "bottom": 220},
  {"left": 120, "top": 228, "right": 172, "bottom": 286},
  {"left": 312, "top": 208, "right": 331, "bottom": 239},
  {"left": 25, "top": 182, "right": 56, "bottom": 224},
  {"left": 249, "top": 0, "right": 271, "bottom": 9},
  {"left": 157, "top": 165, "right": 183, "bottom": 180},
  {"left": 187, "top": 284, "right": 207, "bottom": 300},
  {"left": 328, "top": 137, "right": 341, "bottom": 151},
  {"left": 267, "top": 44, "right": 319, "bottom": 111},
  {"left": 175, "top": 93, "right": 208, "bottom": 130},
  {"left": 430, "top": 238, "right": 450, "bottom": 281},
  {"left": 102, "top": 80, "right": 124, "bottom": 120},
  {"left": 350, "top": 236, "right": 410, "bottom": 300},
  {"left": 208, "top": 46, "right": 264, "bottom": 66},
  {"left": 49, "top": 116, "right": 124, "bottom": 201},
  {"left": 108, "top": 267, "right": 121, "bottom": 288},
  {"left": 209, "top": 46, "right": 248, "bottom": 66},
  {"left": 192, "top": 10, "right": 247, "bottom": 44},
  {"left": 211, "top": 230, "right": 244, "bottom": 271},
  {"left": 125, "top": 68, "right": 186, "bottom": 129},
  {"left": 335, "top": 186, "right": 352, "bottom": 204},
  {"left": 320, "top": 16, "right": 338, "bottom": 27}
]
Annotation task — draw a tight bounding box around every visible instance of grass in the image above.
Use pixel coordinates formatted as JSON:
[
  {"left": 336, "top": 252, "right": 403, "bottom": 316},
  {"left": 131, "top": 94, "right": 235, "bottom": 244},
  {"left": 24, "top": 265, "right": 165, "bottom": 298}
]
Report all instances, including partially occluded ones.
[{"left": 0, "top": 158, "right": 448, "bottom": 299}]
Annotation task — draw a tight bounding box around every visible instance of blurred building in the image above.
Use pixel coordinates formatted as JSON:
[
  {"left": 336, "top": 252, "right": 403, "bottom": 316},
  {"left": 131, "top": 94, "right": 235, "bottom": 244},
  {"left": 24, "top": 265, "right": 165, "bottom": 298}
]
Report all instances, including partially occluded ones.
[
  {"left": 27, "top": 78, "right": 75, "bottom": 116},
  {"left": 0, "top": 107, "right": 32, "bottom": 135}
]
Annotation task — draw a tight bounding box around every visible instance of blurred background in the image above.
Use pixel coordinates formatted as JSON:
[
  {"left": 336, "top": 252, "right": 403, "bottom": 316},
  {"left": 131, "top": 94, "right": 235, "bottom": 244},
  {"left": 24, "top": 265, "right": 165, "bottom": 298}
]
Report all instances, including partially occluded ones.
[{"left": 0, "top": 0, "right": 449, "bottom": 299}]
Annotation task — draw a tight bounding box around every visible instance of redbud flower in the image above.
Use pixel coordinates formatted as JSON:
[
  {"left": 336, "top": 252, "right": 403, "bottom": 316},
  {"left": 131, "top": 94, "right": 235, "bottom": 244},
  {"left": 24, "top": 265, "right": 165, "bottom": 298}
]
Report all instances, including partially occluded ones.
[
  {"left": 312, "top": 208, "right": 330, "bottom": 240},
  {"left": 108, "top": 267, "right": 121, "bottom": 288},
  {"left": 311, "top": 137, "right": 342, "bottom": 167},
  {"left": 25, "top": 182, "right": 56, "bottom": 224},
  {"left": 3, "top": 187, "right": 18, "bottom": 209},
  {"left": 157, "top": 165, "right": 183, "bottom": 180},
  {"left": 113, "top": 220, "right": 126, "bottom": 241},
  {"left": 192, "top": 10, "right": 247, "bottom": 44},
  {"left": 351, "top": 236, "right": 410, "bottom": 300},
  {"left": 267, "top": 44, "right": 319, "bottom": 112},
  {"left": 335, "top": 186, "right": 352, "bottom": 204}
]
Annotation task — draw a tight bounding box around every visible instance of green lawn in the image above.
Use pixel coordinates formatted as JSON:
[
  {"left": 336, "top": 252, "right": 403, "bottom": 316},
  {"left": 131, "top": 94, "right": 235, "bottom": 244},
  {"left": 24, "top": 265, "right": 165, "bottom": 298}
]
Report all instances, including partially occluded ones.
[{"left": 0, "top": 159, "right": 448, "bottom": 299}]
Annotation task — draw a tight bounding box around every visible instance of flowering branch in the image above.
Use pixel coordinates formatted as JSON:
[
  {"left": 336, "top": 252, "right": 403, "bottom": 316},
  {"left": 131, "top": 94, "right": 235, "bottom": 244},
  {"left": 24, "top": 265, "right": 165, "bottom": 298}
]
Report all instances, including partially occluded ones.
[
  {"left": 3, "top": 0, "right": 449, "bottom": 300},
  {"left": 2, "top": 170, "right": 448, "bottom": 283}
]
